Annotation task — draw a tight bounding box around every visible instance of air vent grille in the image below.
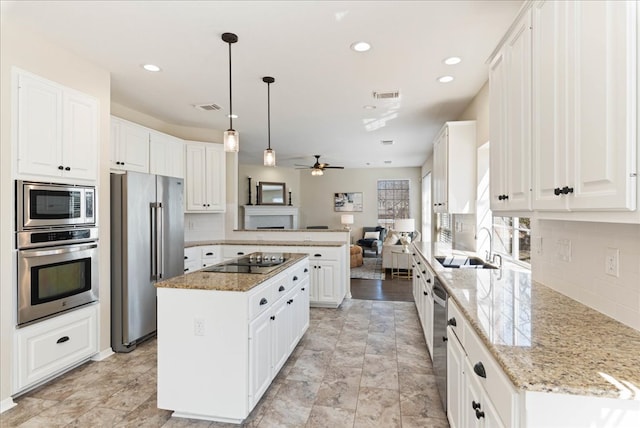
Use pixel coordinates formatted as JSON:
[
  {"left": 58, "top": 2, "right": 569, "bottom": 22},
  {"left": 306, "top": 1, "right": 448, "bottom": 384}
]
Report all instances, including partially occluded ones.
[
  {"left": 373, "top": 91, "right": 400, "bottom": 100},
  {"left": 381, "top": 140, "right": 394, "bottom": 146},
  {"left": 194, "top": 103, "right": 222, "bottom": 111}
]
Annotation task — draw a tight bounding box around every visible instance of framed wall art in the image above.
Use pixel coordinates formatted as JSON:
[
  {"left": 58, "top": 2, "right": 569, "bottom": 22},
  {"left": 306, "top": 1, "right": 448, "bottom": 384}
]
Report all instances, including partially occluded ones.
[{"left": 334, "top": 192, "right": 363, "bottom": 212}]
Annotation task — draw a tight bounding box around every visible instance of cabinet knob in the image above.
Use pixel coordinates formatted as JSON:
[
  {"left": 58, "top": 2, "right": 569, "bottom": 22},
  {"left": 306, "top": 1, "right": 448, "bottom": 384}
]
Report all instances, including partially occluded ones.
[
  {"left": 237, "top": 252, "right": 244, "bottom": 255},
  {"left": 293, "top": 276, "right": 298, "bottom": 281},
  {"left": 422, "top": 270, "right": 426, "bottom": 275},
  {"left": 472, "top": 401, "right": 481, "bottom": 410},
  {"left": 56, "top": 336, "right": 70, "bottom": 344},
  {"left": 416, "top": 274, "right": 421, "bottom": 279},
  {"left": 314, "top": 253, "right": 322, "bottom": 257},
  {"left": 562, "top": 186, "right": 574, "bottom": 194},
  {"left": 287, "top": 299, "right": 293, "bottom": 304},
  {"left": 278, "top": 285, "right": 285, "bottom": 292},
  {"left": 304, "top": 268, "right": 308, "bottom": 273},
  {"left": 554, "top": 187, "right": 562, "bottom": 196},
  {"left": 442, "top": 336, "right": 448, "bottom": 342},
  {"left": 206, "top": 252, "right": 213, "bottom": 256},
  {"left": 65, "top": 166, "right": 71, "bottom": 171},
  {"left": 259, "top": 298, "right": 268, "bottom": 306},
  {"left": 447, "top": 317, "right": 457, "bottom": 327},
  {"left": 301, "top": 288, "right": 305, "bottom": 291},
  {"left": 423, "top": 291, "right": 428, "bottom": 296},
  {"left": 475, "top": 409, "right": 485, "bottom": 420},
  {"left": 58, "top": 165, "right": 64, "bottom": 170},
  {"left": 473, "top": 362, "right": 487, "bottom": 378},
  {"left": 270, "top": 315, "right": 275, "bottom": 320},
  {"left": 426, "top": 278, "right": 431, "bottom": 283}
]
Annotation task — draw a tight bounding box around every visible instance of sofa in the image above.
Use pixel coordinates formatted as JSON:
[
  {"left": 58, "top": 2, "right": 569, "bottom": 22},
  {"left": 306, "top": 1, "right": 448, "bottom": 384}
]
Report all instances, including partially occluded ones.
[
  {"left": 382, "top": 230, "right": 421, "bottom": 269},
  {"left": 356, "top": 226, "right": 387, "bottom": 256}
]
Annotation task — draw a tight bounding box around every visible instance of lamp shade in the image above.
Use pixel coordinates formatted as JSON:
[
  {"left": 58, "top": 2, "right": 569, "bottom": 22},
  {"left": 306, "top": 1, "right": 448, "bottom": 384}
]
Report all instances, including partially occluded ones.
[
  {"left": 395, "top": 218, "right": 415, "bottom": 233},
  {"left": 341, "top": 214, "right": 354, "bottom": 225}
]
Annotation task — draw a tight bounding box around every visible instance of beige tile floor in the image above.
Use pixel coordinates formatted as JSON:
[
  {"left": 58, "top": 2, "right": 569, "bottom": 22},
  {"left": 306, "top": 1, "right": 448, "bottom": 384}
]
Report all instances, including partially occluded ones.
[{"left": 1, "top": 299, "right": 449, "bottom": 427}]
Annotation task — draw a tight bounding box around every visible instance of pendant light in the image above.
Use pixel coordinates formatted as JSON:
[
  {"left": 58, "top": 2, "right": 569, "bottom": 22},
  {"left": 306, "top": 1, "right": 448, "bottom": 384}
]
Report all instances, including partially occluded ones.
[
  {"left": 222, "top": 32, "right": 239, "bottom": 152},
  {"left": 263, "top": 76, "right": 276, "bottom": 167}
]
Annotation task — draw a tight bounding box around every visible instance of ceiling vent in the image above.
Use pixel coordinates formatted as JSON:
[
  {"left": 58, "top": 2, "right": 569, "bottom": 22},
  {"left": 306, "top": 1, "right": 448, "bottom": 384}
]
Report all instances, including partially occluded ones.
[
  {"left": 373, "top": 91, "right": 400, "bottom": 100},
  {"left": 194, "top": 103, "right": 222, "bottom": 111},
  {"left": 381, "top": 140, "right": 394, "bottom": 146}
]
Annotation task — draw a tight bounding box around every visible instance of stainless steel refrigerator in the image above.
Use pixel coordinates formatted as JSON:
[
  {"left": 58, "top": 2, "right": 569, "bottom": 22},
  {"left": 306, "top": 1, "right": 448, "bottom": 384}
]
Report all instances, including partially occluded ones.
[{"left": 110, "top": 171, "right": 184, "bottom": 352}]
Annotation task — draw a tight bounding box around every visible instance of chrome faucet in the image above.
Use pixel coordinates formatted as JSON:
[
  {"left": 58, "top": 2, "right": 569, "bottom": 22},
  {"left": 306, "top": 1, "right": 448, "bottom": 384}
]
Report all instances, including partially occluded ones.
[{"left": 477, "top": 227, "right": 502, "bottom": 267}]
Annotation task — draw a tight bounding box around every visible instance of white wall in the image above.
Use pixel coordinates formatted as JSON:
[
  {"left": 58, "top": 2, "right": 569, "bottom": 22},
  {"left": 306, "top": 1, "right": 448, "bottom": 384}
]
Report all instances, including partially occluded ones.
[
  {"left": 300, "top": 167, "right": 422, "bottom": 237},
  {"left": 532, "top": 220, "right": 640, "bottom": 330},
  {"left": 0, "top": 21, "right": 111, "bottom": 405},
  {"left": 238, "top": 164, "right": 301, "bottom": 213}
]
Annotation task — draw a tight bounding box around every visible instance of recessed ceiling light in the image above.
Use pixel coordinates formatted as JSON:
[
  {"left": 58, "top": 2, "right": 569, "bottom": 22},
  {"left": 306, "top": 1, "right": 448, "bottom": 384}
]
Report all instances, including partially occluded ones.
[
  {"left": 438, "top": 75, "right": 454, "bottom": 83},
  {"left": 351, "top": 41, "right": 371, "bottom": 52},
  {"left": 444, "top": 56, "right": 461, "bottom": 65},
  {"left": 384, "top": 160, "right": 392, "bottom": 164},
  {"left": 142, "top": 64, "right": 161, "bottom": 72},
  {"left": 363, "top": 105, "right": 376, "bottom": 110}
]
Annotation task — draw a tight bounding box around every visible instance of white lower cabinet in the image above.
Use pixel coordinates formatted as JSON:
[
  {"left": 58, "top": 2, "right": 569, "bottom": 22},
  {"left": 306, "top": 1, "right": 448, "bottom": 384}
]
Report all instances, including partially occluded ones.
[
  {"left": 307, "top": 247, "right": 345, "bottom": 308},
  {"left": 157, "top": 259, "right": 309, "bottom": 423},
  {"left": 412, "top": 252, "right": 434, "bottom": 358},
  {"left": 447, "top": 299, "right": 517, "bottom": 428},
  {"left": 14, "top": 304, "right": 99, "bottom": 393}
]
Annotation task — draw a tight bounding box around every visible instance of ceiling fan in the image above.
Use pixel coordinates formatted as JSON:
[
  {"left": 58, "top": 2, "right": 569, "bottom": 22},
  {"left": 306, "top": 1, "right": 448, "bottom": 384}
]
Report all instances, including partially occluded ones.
[{"left": 295, "top": 155, "right": 344, "bottom": 176}]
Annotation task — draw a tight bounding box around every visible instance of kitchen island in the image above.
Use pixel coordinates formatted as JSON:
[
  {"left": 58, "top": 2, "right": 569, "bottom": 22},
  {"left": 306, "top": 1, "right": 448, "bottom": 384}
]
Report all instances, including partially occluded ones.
[
  {"left": 155, "top": 253, "right": 309, "bottom": 424},
  {"left": 412, "top": 242, "right": 640, "bottom": 428}
]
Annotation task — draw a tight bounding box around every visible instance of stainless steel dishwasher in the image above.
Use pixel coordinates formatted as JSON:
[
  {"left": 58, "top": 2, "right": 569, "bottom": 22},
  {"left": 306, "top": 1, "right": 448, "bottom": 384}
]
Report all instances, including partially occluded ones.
[{"left": 432, "top": 277, "right": 448, "bottom": 412}]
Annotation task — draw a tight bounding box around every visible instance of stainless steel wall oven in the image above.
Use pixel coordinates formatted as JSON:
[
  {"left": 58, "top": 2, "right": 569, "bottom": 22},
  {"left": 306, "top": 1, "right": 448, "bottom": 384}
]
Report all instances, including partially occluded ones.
[{"left": 15, "top": 181, "right": 99, "bottom": 327}]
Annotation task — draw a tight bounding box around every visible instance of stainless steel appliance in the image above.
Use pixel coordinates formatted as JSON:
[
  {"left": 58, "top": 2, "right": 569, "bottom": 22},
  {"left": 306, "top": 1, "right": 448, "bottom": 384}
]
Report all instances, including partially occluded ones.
[
  {"left": 17, "top": 180, "right": 96, "bottom": 230},
  {"left": 17, "top": 227, "right": 99, "bottom": 326},
  {"left": 432, "top": 276, "right": 448, "bottom": 411},
  {"left": 204, "top": 252, "right": 289, "bottom": 274},
  {"left": 110, "top": 172, "right": 184, "bottom": 352}
]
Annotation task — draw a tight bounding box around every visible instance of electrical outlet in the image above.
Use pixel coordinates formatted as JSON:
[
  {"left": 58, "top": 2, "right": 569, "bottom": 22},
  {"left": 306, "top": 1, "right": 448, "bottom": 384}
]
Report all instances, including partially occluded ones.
[
  {"left": 557, "top": 239, "right": 572, "bottom": 262},
  {"left": 194, "top": 318, "right": 205, "bottom": 336},
  {"left": 605, "top": 248, "right": 619, "bottom": 277}
]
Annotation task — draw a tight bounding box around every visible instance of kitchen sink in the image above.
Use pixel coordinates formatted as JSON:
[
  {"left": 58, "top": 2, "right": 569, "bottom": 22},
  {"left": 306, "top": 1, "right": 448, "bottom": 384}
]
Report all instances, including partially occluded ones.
[{"left": 435, "top": 256, "right": 498, "bottom": 269}]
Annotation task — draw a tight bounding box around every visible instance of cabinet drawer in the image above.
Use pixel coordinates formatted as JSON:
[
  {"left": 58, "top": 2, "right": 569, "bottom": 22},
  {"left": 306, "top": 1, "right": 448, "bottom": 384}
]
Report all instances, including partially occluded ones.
[
  {"left": 15, "top": 304, "right": 98, "bottom": 391},
  {"left": 307, "top": 247, "right": 340, "bottom": 260},
  {"left": 184, "top": 259, "right": 199, "bottom": 273},
  {"left": 184, "top": 247, "right": 200, "bottom": 262},
  {"left": 223, "top": 245, "right": 260, "bottom": 259},
  {"left": 199, "top": 245, "right": 219, "bottom": 260},
  {"left": 463, "top": 322, "right": 517, "bottom": 426},
  {"left": 447, "top": 299, "right": 465, "bottom": 345},
  {"left": 249, "top": 282, "right": 275, "bottom": 321}
]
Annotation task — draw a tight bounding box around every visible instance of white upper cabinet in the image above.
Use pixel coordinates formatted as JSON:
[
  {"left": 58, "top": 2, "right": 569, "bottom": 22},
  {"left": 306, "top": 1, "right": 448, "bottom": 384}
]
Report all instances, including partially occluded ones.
[
  {"left": 110, "top": 116, "right": 149, "bottom": 173},
  {"left": 150, "top": 131, "right": 184, "bottom": 178},
  {"left": 489, "top": 11, "right": 532, "bottom": 212},
  {"left": 532, "top": 0, "right": 637, "bottom": 212},
  {"left": 432, "top": 121, "right": 477, "bottom": 214},
  {"left": 16, "top": 71, "right": 98, "bottom": 182},
  {"left": 184, "top": 141, "right": 226, "bottom": 212}
]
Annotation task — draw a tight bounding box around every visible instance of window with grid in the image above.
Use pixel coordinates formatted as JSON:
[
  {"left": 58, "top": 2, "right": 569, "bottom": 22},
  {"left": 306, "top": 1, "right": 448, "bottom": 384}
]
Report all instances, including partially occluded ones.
[
  {"left": 377, "top": 179, "right": 410, "bottom": 228},
  {"left": 493, "top": 216, "right": 531, "bottom": 264}
]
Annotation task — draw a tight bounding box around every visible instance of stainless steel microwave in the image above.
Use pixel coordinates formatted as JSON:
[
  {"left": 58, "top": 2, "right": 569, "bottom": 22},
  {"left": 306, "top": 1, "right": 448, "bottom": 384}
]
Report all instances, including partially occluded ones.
[{"left": 16, "top": 181, "right": 96, "bottom": 230}]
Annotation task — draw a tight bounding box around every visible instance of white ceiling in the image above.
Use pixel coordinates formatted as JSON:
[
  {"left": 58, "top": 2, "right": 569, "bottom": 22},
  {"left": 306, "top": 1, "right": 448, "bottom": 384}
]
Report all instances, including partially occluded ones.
[{"left": 3, "top": 0, "right": 522, "bottom": 169}]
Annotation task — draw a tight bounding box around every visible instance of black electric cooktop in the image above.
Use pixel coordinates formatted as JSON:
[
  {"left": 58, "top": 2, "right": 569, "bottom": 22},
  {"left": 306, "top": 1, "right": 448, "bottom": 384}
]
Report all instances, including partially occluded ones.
[{"left": 203, "top": 252, "right": 289, "bottom": 274}]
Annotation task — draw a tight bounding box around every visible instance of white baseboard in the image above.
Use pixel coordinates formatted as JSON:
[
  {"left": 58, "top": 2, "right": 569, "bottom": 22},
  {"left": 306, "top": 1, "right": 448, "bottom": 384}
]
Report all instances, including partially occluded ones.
[
  {"left": 91, "top": 347, "right": 114, "bottom": 361},
  {"left": 0, "top": 397, "right": 17, "bottom": 414}
]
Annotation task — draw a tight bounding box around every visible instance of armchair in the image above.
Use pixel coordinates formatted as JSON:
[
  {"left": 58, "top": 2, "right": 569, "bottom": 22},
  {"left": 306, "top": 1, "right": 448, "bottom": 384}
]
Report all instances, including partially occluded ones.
[
  {"left": 382, "top": 230, "right": 422, "bottom": 269},
  {"left": 356, "top": 226, "right": 387, "bottom": 256}
]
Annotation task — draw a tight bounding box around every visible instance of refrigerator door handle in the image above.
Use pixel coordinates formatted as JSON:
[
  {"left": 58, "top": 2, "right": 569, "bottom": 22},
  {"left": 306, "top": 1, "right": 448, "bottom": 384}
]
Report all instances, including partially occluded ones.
[
  {"left": 157, "top": 202, "right": 164, "bottom": 279},
  {"left": 150, "top": 202, "right": 161, "bottom": 281}
]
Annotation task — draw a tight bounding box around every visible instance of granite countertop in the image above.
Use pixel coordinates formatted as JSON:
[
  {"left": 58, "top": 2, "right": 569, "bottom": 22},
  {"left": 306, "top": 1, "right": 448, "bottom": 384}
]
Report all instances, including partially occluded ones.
[
  {"left": 156, "top": 253, "right": 308, "bottom": 292},
  {"left": 413, "top": 241, "right": 640, "bottom": 400},
  {"left": 185, "top": 240, "right": 345, "bottom": 248}
]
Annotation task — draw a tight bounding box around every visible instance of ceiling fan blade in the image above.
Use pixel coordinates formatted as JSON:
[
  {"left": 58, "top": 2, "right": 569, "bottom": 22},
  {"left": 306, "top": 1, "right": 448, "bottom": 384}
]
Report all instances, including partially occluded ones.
[{"left": 323, "top": 166, "right": 344, "bottom": 169}]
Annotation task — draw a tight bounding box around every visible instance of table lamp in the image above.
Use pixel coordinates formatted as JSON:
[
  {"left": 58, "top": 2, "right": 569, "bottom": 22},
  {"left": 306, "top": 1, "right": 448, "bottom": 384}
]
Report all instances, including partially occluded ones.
[
  {"left": 341, "top": 214, "right": 354, "bottom": 231},
  {"left": 395, "top": 218, "right": 415, "bottom": 252}
]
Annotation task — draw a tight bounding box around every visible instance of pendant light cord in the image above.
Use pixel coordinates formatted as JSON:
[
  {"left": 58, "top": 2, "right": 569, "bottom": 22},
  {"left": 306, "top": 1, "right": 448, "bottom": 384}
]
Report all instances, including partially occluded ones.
[
  {"left": 228, "top": 41, "right": 233, "bottom": 130},
  {"left": 267, "top": 80, "right": 271, "bottom": 150}
]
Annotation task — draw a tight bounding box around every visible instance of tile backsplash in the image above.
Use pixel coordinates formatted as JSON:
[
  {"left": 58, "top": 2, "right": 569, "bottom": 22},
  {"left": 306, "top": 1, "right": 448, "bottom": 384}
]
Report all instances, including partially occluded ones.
[
  {"left": 184, "top": 213, "right": 225, "bottom": 242},
  {"left": 531, "top": 220, "right": 640, "bottom": 331}
]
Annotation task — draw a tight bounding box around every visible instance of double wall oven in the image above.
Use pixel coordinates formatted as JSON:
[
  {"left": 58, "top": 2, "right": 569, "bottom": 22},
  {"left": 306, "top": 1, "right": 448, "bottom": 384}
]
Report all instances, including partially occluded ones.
[{"left": 16, "top": 181, "right": 99, "bottom": 326}]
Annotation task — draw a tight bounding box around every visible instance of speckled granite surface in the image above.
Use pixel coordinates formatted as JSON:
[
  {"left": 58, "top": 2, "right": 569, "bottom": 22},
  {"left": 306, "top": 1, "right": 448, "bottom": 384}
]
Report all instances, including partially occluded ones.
[
  {"left": 155, "top": 253, "right": 308, "bottom": 292},
  {"left": 185, "top": 240, "right": 345, "bottom": 248},
  {"left": 413, "top": 242, "right": 640, "bottom": 400}
]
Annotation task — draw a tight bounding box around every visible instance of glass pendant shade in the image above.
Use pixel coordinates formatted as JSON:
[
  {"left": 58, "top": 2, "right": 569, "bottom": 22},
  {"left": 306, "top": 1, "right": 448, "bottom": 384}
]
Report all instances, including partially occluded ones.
[
  {"left": 223, "top": 129, "right": 239, "bottom": 152},
  {"left": 311, "top": 168, "right": 324, "bottom": 176},
  {"left": 263, "top": 148, "right": 276, "bottom": 167}
]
